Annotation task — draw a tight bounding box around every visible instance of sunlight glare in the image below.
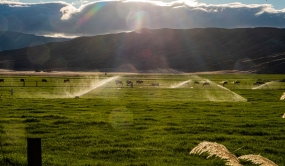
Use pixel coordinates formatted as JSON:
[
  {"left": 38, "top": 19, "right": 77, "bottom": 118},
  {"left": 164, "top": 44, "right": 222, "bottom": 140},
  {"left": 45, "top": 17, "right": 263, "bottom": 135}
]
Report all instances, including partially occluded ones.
[
  {"left": 126, "top": 11, "right": 148, "bottom": 30},
  {"left": 76, "top": 2, "right": 106, "bottom": 28}
]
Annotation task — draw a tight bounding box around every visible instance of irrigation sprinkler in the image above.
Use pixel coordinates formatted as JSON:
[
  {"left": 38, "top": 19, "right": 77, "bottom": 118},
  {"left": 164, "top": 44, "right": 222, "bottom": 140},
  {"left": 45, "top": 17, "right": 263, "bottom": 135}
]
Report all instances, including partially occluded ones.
[
  {"left": 71, "top": 76, "right": 119, "bottom": 97},
  {"left": 27, "top": 138, "right": 42, "bottom": 166},
  {"left": 170, "top": 80, "right": 191, "bottom": 88}
]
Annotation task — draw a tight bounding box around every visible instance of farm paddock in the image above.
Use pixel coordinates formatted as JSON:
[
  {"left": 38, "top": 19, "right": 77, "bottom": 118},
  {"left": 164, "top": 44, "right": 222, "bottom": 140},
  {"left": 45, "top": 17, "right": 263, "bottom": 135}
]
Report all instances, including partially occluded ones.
[{"left": 0, "top": 72, "right": 284, "bottom": 165}]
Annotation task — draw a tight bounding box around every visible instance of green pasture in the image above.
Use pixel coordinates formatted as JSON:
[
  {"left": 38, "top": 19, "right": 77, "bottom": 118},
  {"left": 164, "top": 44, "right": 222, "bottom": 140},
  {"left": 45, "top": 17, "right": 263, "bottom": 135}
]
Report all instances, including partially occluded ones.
[{"left": 0, "top": 73, "right": 285, "bottom": 165}]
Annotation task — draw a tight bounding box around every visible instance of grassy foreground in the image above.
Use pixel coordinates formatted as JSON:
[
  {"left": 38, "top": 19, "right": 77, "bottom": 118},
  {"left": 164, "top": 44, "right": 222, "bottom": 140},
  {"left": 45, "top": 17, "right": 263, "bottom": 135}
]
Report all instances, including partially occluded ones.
[{"left": 0, "top": 73, "right": 285, "bottom": 165}]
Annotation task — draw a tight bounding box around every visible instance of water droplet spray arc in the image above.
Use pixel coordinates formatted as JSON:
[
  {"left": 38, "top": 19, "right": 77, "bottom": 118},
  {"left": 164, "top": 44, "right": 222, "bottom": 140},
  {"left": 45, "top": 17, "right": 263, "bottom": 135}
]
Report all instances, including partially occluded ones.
[
  {"left": 191, "top": 75, "right": 247, "bottom": 102},
  {"left": 280, "top": 92, "right": 285, "bottom": 100},
  {"left": 70, "top": 76, "right": 119, "bottom": 97},
  {"left": 216, "top": 84, "right": 247, "bottom": 102},
  {"left": 170, "top": 80, "right": 191, "bottom": 88},
  {"left": 252, "top": 82, "right": 272, "bottom": 90}
]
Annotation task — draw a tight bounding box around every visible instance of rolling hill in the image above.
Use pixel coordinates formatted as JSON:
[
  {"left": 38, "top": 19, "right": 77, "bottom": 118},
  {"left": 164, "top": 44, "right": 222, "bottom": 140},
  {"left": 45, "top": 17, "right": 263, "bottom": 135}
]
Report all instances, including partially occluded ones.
[
  {"left": 0, "top": 31, "right": 70, "bottom": 52},
  {"left": 0, "top": 28, "right": 285, "bottom": 73}
]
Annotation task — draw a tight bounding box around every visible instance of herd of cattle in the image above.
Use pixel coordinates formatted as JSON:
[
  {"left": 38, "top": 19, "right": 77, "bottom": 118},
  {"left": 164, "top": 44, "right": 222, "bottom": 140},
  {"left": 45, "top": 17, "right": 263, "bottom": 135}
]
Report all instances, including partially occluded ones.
[
  {"left": 115, "top": 80, "right": 144, "bottom": 85},
  {"left": 0, "top": 78, "right": 71, "bottom": 83},
  {"left": 113, "top": 79, "right": 284, "bottom": 87},
  {"left": 114, "top": 80, "right": 216, "bottom": 87},
  {"left": 0, "top": 78, "right": 283, "bottom": 88},
  {"left": 114, "top": 80, "right": 241, "bottom": 87}
]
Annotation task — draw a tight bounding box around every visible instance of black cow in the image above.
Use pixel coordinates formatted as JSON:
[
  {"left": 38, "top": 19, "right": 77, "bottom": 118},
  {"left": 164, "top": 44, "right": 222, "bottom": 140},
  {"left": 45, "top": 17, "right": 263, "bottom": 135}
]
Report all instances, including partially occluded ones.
[
  {"left": 126, "top": 80, "right": 132, "bottom": 85},
  {"left": 253, "top": 81, "right": 265, "bottom": 86},
  {"left": 0, "top": 79, "right": 4, "bottom": 83},
  {"left": 64, "top": 79, "right": 70, "bottom": 83},
  {"left": 42, "top": 79, "right": 47, "bottom": 82},
  {"left": 233, "top": 80, "right": 240, "bottom": 85},
  {"left": 20, "top": 79, "right": 25, "bottom": 82},
  {"left": 152, "top": 83, "right": 159, "bottom": 86},
  {"left": 127, "top": 81, "right": 133, "bottom": 88},
  {"left": 203, "top": 82, "right": 210, "bottom": 86},
  {"left": 136, "top": 80, "right": 143, "bottom": 84},
  {"left": 194, "top": 81, "right": 200, "bottom": 84}
]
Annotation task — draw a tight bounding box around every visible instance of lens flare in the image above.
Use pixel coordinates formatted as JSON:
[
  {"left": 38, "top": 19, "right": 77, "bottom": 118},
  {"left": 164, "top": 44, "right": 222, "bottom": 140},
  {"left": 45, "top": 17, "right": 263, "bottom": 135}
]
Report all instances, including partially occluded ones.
[
  {"left": 117, "top": 64, "right": 137, "bottom": 72},
  {"left": 76, "top": 2, "right": 106, "bottom": 28},
  {"left": 126, "top": 11, "right": 148, "bottom": 30}
]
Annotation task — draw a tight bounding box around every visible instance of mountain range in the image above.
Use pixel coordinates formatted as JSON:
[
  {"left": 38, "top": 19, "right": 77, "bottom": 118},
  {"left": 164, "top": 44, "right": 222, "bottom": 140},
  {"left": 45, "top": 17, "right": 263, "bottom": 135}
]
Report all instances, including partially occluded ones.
[
  {"left": 0, "top": 28, "right": 285, "bottom": 73},
  {"left": 0, "top": 31, "right": 70, "bottom": 52}
]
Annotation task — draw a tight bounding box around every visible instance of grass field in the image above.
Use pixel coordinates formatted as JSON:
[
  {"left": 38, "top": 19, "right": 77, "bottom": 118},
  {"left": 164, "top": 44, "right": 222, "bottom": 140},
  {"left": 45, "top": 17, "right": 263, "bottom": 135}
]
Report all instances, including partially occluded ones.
[{"left": 0, "top": 72, "right": 285, "bottom": 165}]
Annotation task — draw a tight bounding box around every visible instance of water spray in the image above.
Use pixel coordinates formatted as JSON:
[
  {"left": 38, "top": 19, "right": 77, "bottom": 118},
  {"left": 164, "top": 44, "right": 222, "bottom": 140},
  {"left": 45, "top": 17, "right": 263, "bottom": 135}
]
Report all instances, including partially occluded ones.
[
  {"left": 192, "top": 75, "right": 247, "bottom": 102},
  {"left": 280, "top": 92, "right": 285, "bottom": 100},
  {"left": 252, "top": 82, "right": 271, "bottom": 90},
  {"left": 70, "top": 76, "right": 119, "bottom": 97},
  {"left": 217, "top": 84, "right": 247, "bottom": 102},
  {"left": 170, "top": 80, "right": 191, "bottom": 88}
]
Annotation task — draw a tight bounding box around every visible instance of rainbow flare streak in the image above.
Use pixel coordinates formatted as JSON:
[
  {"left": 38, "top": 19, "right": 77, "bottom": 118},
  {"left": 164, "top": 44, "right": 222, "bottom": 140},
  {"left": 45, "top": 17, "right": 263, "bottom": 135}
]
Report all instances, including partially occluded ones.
[{"left": 76, "top": 2, "right": 106, "bottom": 28}]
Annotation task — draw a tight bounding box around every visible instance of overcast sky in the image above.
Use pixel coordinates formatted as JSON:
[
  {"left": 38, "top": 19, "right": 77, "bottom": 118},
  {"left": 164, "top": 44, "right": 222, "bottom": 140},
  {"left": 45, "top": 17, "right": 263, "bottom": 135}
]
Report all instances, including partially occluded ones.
[{"left": 1, "top": 0, "right": 285, "bottom": 37}]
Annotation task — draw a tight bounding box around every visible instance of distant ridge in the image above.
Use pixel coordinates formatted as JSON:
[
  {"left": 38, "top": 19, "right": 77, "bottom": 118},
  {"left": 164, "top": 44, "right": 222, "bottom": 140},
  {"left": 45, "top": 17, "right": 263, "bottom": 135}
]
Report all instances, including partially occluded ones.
[
  {"left": 0, "top": 28, "right": 285, "bottom": 74},
  {"left": 0, "top": 31, "right": 70, "bottom": 52}
]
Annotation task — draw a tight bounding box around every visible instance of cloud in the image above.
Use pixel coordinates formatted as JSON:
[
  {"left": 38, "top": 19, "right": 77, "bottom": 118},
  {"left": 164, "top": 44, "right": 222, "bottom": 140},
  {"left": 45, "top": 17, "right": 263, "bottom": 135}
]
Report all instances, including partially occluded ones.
[{"left": 0, "top": 0, "right": 284, "bottom": 37}]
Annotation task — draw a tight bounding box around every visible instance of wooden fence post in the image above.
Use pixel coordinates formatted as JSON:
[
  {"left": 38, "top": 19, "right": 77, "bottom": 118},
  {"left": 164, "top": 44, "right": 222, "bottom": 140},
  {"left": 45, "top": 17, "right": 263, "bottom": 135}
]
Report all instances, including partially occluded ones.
[{"left": 27, "top": 138, "right": 42, "bottom": 166}]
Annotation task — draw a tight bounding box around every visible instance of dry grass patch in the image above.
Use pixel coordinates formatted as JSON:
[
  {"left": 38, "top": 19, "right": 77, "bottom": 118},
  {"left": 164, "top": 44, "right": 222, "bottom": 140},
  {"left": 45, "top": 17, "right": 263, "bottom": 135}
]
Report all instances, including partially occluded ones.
[
  {"left": 190, "top": 141, "right": 241, "bottom": 166},
  {"left": 190, "top": 141, "right": 278, "bottom": 166},
  {"left": 238, "top": 154, "right": 278, "bottom": 166}
]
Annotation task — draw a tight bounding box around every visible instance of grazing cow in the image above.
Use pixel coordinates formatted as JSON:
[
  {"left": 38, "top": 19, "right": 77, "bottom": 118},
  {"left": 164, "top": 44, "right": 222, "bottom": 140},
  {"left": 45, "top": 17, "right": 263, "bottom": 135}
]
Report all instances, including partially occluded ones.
[
  {"left": 126, "top": 80, "right": 132, "bottom": 85},
  {"left": 136, "top": 80, "right": 143, "bottom": 84},
  {"left": 115, "top": 80, "right": 123, "bottom": 85},
  {"left": 0, "top": 79, "right": 4, "bottom": 83},
  {"left": 222, "top": 81, "right": 228, "bottom": 87},
  {"left": 194, "top": 81, "right": 200, "bottom": 84},
  {"left": 253, "top": 81, "right": 265, "bottom": 86},
  {"left": 20, "top": 79, "right": 25, "bottom": 82},
  {"left": 42, "top": 79, "right": 47, "bottom": 82},
  {"left": 253, "top": 82, "right": 260, "bottom": 86},
  {"left": 151, "top": 83, "right": 159, "bottom": 86},
  {"left": 203, "top": 82, "right": 210, "bottom": 86},
  {"left": 127, "top": 81, "right": 133, "bottom": 88},
  {"left": 64, "top": 79, "right": 70, "bottom": 83},
  {"left": 233, "top": 80, "right": 240, "bottom": 85}
]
